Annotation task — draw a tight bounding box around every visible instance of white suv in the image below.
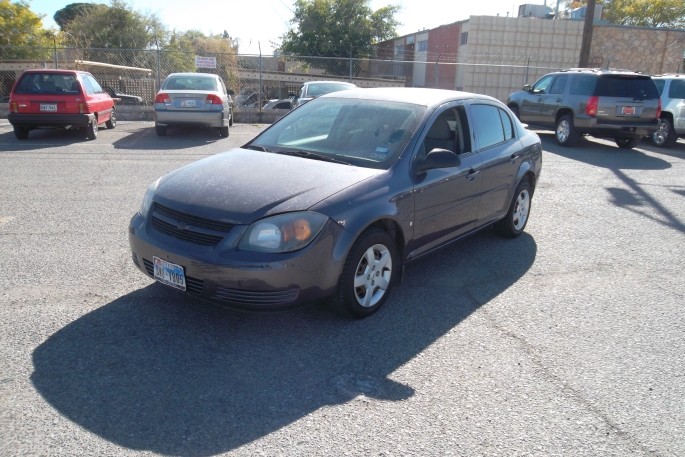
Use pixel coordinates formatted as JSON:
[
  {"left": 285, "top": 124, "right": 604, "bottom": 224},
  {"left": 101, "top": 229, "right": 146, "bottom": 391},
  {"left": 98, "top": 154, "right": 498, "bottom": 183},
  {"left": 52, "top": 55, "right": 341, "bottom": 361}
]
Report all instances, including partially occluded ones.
[{"left": 651, "top": 74, "right": 685, "bottom": 147}]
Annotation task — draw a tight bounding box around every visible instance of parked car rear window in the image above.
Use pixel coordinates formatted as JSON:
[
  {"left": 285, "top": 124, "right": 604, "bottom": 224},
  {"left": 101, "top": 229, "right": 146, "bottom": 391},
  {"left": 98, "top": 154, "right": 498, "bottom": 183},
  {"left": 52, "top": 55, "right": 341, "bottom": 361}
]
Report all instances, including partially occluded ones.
[
  {"left": 570, "top": 74, "right": 658, "bottom": 99},
  {"left": 668, "top": 79, "right": 685, "bottom": 99},
  {"left": 163, "top": 76, "right": 218, "bottom": 91},
  {"left": 14, "top": 73, "right": 80, "bottom": 95}
]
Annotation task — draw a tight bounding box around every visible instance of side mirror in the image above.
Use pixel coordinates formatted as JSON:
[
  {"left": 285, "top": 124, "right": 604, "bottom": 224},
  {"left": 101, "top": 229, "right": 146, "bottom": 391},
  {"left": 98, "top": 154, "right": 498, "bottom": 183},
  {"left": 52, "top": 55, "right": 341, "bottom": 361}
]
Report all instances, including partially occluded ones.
[
  {"left": 523, "top": 84, "right": 532, "bottom": 92},
  {"left": 227, "top": 89, "right": 235, "bottom": 96},
  {"left": 417, "top": 149, "right": 461, "bottom": 173},
  {"left": 288, "top": 93, "right": 296, "bottom": 99}
]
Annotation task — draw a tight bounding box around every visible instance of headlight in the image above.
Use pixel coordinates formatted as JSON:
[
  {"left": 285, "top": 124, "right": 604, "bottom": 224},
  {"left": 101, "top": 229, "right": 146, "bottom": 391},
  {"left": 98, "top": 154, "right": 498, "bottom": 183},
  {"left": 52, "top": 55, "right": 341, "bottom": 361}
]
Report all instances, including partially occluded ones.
[
  {"left": 139, "top": 178, "right": 160, "bottom": 218},
  {"left": 238, "top": 212, "right": 328, "bottom": 253}
]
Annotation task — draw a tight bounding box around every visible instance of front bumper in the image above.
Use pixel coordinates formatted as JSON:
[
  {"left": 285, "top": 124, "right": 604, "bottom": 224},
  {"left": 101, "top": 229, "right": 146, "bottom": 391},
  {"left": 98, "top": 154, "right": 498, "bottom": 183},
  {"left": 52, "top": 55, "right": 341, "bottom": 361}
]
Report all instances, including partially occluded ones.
[
  {"left": 9, "top": 113, "right": 94, "bottom": 128},
  {"left": 574, "top": 116, "right": 659, "bottom": 138},
  {"left": 154, "top": 106, "right": 225, "bottom": 128},
  {"left": 128, "top": 213, "right": 350, "bottom": 310}
]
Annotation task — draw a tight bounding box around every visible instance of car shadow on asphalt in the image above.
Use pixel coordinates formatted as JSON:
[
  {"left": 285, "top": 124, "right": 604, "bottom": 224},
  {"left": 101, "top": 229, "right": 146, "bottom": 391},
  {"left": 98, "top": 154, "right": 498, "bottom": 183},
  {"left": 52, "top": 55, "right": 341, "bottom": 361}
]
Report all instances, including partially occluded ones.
[
  {"left": 0, "top": 128, "right": 100, "bottom": 150},
  {"left": 539, "top": 132, "right": 685, "bottom": 234},
  {"left": 31, "top": 229, "right": 537, "bottom": 456},
  {"left": 112, "top": 126, "right": 225, "bottom": 150},
  {"left": 537, "top": 132, "right": 672, "bottom": 171}
]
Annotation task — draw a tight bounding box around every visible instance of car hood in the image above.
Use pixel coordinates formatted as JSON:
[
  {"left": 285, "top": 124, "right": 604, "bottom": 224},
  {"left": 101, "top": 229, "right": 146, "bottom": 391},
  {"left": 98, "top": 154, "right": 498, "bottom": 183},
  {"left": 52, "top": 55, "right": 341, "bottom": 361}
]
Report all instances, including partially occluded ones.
[{"left": 153, "top": 148, "right": 382, "bottom": 224}]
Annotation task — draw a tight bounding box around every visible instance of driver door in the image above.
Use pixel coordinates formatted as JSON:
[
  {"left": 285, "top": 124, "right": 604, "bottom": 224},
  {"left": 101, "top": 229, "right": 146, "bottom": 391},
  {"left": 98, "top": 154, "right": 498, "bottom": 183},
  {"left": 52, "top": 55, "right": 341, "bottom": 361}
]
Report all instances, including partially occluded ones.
[{"left": 520, "top": 74, "right": 555, "bottom": 124}]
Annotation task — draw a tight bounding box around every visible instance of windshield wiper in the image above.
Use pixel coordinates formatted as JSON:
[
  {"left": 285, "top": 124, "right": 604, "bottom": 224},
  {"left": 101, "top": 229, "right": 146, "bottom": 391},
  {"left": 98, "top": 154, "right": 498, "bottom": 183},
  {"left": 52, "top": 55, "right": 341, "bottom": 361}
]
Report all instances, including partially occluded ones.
[
  {"left": 244, "top": 144, "right": 272, "bottom": 152},
  {"left": 276, "top": 150, "right": 353, "bottom": 166}
]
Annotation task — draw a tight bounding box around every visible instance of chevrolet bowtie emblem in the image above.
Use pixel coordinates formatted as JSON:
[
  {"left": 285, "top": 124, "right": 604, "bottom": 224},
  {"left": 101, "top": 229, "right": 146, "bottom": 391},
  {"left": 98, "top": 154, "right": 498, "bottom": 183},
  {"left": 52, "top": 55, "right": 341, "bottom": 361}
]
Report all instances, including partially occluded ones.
[{"left": 176, "top": 221, "right": 190, "bottom": 230}]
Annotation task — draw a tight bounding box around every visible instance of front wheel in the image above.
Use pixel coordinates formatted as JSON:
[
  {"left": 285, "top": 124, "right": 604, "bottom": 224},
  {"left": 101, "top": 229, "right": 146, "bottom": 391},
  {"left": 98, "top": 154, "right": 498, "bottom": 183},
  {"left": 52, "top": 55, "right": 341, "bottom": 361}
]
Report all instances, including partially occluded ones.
[
  {"left": 651, "top": 118, "right": 678, "bottom": 148},
  {"left": 14, "top": 126, "right": 29, "bottom": 140},
  {"left": 555, "top": 114, "right": 578, "bottom": 147},
  {"left": 495, "top": 179, "right": 532, "bottom": 238},
  {"left": 105, "top": 112, "right": 116, "bottom": 129},
  {"left": 86, "top": 118, "right": 98, "bottom": 140},
  {"left": 615, "top": 137, "right": 641, "bottom": 149},
  {"left": 331, "top": 228, "right": 398, "bottom": 319}
]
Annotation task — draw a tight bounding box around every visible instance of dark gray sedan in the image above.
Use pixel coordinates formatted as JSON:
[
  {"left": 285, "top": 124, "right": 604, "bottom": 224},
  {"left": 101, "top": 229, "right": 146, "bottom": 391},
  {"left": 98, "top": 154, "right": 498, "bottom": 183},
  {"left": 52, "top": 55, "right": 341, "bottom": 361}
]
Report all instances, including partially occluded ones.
[{"left": 129, "top": 88, "right": 542, "bottom": 318}]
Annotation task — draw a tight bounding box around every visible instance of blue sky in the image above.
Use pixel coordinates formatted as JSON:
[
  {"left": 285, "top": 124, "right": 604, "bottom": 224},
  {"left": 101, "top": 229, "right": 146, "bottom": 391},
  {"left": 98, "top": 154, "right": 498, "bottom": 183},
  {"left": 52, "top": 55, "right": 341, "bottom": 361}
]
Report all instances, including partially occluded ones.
[{"left": 27, "top": 0, "right": 546, "bottom": 54}]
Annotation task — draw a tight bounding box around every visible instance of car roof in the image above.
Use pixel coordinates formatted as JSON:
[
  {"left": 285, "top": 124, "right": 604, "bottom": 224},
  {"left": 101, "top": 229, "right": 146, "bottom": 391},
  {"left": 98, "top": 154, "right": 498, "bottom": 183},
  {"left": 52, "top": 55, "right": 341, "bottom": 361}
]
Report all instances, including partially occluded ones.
[
  {"left": 652, "top": 74, "right": 685, "bottom": 79},
  {"left": 20, "top": 69, "right": 88, "bottom": 75},
  {"left": 304, "top": 81, "right": 356, "bottom": 86},
  {"left": 321, "top": 87, "right": 492, "bottom": 107},
  {"left": 166, "top": 73, "right": 217, "bottom": 78},
  {"left": 552, "top": 68, "right": 647, "bottom": 77}
]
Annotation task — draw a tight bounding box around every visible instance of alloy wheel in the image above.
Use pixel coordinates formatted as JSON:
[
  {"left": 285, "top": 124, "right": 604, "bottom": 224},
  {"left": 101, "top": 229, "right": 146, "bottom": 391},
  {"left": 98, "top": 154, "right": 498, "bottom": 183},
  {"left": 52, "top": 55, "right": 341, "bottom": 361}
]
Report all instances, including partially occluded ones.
[
  {"left": 556, "top": 120, "right": 570, "bottom": 143},
  {"left": 353, "top": 244, "right": 392, "bottom": 308},
  {"left": 512, "top": 189, "right": 530, "bottom": 231}
]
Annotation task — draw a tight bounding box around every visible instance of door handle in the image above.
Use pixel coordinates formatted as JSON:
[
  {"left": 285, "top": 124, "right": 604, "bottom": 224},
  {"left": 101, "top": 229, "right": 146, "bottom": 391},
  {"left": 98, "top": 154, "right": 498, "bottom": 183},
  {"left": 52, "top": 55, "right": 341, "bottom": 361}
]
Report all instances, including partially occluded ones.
[
  {"left": 466, "top": 169, "right": 480, "bottom": 181},
  {"left": 537, "top": 97, "right": 543, "bottom": 102},
  {"left": 510, "top": 154, "right": 519, "bottom": 164},
  {"left": 556, "top": 98, "right": 562, "bottom": 102}
]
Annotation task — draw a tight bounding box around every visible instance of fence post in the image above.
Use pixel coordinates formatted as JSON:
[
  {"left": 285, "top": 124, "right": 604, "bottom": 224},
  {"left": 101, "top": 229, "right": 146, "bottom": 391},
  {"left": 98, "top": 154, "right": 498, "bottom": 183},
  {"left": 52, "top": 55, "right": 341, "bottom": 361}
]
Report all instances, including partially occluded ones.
[
  {"left": 259, "top": 42, "right": 263, "bottom": 114},
  {"left": 53, "top": 37, "right": 58, "bottom": 69},
  {"left": 435, "top": 54, "right": 441, "bottom": 88},
  {"left": 156, "top": 38, "right": 161, "bottom": 91},
  {"left": 349, "top": 50, "right": 353, "bottom": 83},
  {"left": 525, "top": 57, "right": 530, "bottom": 84}
]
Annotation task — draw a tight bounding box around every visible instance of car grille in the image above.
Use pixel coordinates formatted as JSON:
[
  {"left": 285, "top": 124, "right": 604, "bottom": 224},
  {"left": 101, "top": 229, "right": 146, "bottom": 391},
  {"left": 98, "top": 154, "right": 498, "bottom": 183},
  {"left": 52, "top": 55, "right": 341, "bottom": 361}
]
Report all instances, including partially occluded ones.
[
  {"left": 152, "top": 217, "right": 224, "bottom": 246},
  {"left": 213, "top": 286, "right": 299, "bottom": 306},
  {"left": 142, "top": 258, "right": 204, "bottom": 295},
  {"left": 154, "top": 203, "right": 235, "bottom": 232}
]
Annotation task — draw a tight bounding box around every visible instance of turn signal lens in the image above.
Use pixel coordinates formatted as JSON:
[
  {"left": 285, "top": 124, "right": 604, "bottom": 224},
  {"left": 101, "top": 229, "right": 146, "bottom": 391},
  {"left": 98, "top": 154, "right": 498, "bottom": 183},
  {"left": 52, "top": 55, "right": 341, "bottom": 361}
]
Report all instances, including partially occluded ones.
[
  {"left": 282, "top": 218, "right": 312, "bottom": 242},
  {"left": 79, "top": 103, "right": 84, "bottom": 114},
  {"left": 586, "top": 96, "right": 598, "bottom": 116},
  {"left": 10, "top": 102, "right": 18, "bottom": 113},
  {"left": 206, "top": 94, "right": 222, "bottom": 104},
  {"left": 656, "top": 98, "right": 662, "bottom": 119},
  {"left": 155, "top": 93, "right": 170, "bottom": 104}
]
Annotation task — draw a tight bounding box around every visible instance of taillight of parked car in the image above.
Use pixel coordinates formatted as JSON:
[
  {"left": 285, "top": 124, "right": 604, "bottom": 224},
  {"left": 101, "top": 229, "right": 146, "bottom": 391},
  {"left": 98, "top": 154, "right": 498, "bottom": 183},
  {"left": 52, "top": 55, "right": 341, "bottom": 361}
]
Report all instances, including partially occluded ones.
[
  {"left": 205, "top": 94, "right": 222, "bottom": 105},
  {"left": 79, "top": 103, "right": 91, "bottom": 114},
  {"left": 586, "top": 96, "right": 598, "bottom": 116},
  {"left": 155, "top": 93, "right": 170, "bottom": 104},
  {"left": 10, "top": 102, "right": 18, "bottom": 113},
  {"left": 657, "top": 98, "right": 662, "bottom": 118}
]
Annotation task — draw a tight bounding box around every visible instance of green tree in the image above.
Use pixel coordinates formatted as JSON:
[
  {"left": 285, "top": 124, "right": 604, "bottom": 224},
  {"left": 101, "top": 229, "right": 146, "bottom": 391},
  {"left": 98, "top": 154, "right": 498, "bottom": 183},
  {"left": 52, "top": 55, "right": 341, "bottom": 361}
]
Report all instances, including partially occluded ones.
[
  {"left": 603, "top": 0, "right": 685, "bottom": 28},
  {"left": 53, "top": 3, "right": 98, "bottom": 31},
  {"left": 279, "top": 0, "right": 400, "bottom": 58},
  {"left": 61, "top": 0, "right": 166, "bottom": 49},
  {"left": 0, "top": 0, "right": 52, "bottom": 47}
]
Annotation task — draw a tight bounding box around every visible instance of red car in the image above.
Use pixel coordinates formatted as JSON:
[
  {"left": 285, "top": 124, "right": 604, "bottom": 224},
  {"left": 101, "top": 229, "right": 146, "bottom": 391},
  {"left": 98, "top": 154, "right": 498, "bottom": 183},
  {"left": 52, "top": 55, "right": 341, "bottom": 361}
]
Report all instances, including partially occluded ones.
[{"left": 8, "top": 69, "right": 116, "bottom": 140}]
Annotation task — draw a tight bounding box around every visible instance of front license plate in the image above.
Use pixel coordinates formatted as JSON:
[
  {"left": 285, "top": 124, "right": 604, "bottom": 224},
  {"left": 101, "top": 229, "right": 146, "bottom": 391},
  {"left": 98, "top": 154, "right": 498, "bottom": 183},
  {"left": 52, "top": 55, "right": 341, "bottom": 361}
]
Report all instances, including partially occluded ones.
[
  {"left": 180, "top": 100, "right": 196, "bottom": 107},
  {"left": 622, "top": 106, "right": 636, "bottom": 115},
  {"left": 40, "top": 103, "right": 57, "bottom": 112},
  {"left": 153, "top": 256, "right": 186, "bottom": 291}
]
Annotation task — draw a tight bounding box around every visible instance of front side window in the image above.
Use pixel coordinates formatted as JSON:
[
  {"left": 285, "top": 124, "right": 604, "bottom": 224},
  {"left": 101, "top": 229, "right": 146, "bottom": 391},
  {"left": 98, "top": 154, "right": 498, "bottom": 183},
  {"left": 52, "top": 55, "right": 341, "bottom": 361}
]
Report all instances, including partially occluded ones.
[
  {"left": 251, "top": 98, "right": 425, "bottom": 169},
  {"left": 471, "top": 104, "right": 505, "bottom": 149},
  {"left": 532, "top": 75, "right": 554, "bottom": 94}
]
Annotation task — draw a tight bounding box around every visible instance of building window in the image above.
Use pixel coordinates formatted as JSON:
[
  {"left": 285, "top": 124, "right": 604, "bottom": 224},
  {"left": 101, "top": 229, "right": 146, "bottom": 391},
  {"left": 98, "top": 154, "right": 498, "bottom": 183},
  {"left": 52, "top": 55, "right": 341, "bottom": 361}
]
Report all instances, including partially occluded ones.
[
  {"left": 417, "top": 41, "right": 428, "bottom": 52},
  {"left": 395, "top": 45, "right": 405, "bottom": 56},
  {"left": 407, "top": 36, "right": 415, "bottom": 44},
  {"left": 460, "top": 32, "right": 468, "bottom": 45}
]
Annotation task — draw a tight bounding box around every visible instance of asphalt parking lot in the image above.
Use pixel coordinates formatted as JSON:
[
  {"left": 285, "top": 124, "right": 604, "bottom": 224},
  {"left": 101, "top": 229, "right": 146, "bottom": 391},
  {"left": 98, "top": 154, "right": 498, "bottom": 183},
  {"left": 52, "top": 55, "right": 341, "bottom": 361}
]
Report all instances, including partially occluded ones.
[{"left": 0, "top": 121, "right": 683, "bottom": 456}]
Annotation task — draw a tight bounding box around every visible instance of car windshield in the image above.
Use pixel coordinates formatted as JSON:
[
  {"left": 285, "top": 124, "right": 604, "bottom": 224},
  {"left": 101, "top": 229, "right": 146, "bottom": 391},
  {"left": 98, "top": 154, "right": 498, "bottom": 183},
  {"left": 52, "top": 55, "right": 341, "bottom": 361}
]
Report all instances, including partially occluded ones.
[
  {"left": 163, "top": 76, "right": 218, "bottom": 91},
  {"left": 14, "top": 73, "right": 80, "bottom": 95},
  {"left": 306, "top": 83, "right": 355, "bottom": 97},
  {"left": 250, "top": 97, "right": 425, "bottom": 170}
]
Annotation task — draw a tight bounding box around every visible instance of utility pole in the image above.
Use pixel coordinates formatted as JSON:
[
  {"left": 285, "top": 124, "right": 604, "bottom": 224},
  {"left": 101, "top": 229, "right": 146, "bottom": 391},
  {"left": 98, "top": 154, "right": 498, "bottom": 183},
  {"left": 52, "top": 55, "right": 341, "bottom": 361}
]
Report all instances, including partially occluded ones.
[{"left": 578, "top": 0, "right": 596, "bottom": 67}]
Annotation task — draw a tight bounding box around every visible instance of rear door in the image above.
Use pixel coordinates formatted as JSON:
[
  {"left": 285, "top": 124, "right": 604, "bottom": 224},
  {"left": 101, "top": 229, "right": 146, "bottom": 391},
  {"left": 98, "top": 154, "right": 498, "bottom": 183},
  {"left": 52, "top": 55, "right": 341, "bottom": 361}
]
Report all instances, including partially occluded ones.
[{"left": 595, "top": 75, "right": 660, "bottom": 124}]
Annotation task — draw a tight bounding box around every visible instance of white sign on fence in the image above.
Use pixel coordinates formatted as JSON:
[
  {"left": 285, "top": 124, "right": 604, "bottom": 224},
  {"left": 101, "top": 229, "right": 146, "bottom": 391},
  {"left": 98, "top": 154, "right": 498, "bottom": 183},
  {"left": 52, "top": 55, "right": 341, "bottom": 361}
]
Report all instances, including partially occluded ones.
[{"left": 194, "top": 56, "right": 217, "bottom": 69}]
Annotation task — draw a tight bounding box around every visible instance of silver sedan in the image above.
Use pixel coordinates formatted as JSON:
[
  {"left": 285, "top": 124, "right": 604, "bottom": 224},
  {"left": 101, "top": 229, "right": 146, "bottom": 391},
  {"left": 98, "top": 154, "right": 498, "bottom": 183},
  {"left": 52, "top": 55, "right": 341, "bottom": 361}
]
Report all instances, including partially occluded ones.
[{"left": 154, "top": 73, "right": 234, "bottom": 137}]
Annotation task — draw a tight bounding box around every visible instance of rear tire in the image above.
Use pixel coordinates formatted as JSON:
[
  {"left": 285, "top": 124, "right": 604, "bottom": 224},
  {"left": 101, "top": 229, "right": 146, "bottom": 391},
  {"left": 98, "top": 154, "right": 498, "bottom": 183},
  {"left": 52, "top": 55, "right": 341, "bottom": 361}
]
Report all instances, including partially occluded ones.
[
  {"left": 86, "top": 118, "right": 98, "bottom": 140},
  {"left": 651, "top": 117, "right": 678, "bottom": 148},
  {"left": 13, "top": 126, "right": 29, "bottom": 140},
  {"left": 155, "top": 125, "right": 167, "bottom": 136},
  {"left": 330, "top": 228, "right": 398, "bottom": 319},
  {"left": 105, "top": 112, "right": 116, "bottom": 129},
  {"left": 495, "top": 179, "right": 532, "bottom": 238},
  {"left": 219, "top": 126, "right": 229, "bottom": 137},
  {"left": 615, "top": 137, "right": 641, "bottom": 149},
  {"left": 555, "top": 114, "right": 578, "bottom": 147}
]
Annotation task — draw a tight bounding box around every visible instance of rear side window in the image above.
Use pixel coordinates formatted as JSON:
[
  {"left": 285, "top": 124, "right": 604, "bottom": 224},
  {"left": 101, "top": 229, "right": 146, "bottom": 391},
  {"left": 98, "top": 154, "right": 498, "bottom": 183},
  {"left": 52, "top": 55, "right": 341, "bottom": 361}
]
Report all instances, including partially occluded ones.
[
  {"left": 471, "top": 104, "right": 505, "bottom": 149},
  {"left": 80, "top": 75, "right": 95, "bottom": 95},
  {"left": 668, "top": 79, "right": 685, "bottom": 99},
  {"left": 595, "top": 76, "right": 659, "bottom": 98},
  {"left": 653, "top": 79, "right": 666, "bottom": 96},
  {"left": 499, "top": 108, "right": 514, "bottom": 140},
  {"left": 14, "top": 73, "right": 80, "bottom": 95},
  {"left": 569, "top": 74, "right": 597, "bottom": 96},
  {"left": 86, "top": 75, "right": 103, "bottom": 94}
]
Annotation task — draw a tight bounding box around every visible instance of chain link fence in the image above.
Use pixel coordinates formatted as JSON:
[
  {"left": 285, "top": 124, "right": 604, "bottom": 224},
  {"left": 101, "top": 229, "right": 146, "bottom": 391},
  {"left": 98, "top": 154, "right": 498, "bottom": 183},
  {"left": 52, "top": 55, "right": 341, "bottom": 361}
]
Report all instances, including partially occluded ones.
[{"left": 0, "top": 45, "right": 666, "bottom": 122}]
